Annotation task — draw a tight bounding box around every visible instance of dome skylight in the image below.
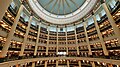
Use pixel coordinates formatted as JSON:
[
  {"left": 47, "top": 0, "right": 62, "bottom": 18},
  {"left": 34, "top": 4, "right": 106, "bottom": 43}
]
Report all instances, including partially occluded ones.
[{"left": 28, "top": 0, "right": 97, "bottom": 24}]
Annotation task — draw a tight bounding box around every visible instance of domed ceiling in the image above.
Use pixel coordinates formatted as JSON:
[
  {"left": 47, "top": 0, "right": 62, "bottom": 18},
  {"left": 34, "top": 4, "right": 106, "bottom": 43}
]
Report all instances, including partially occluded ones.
[
  {"left": 28, "top": 0, "right": 97, "bottom": 24},
  {"left": 37, "top": 0, "right": 85, "bottom": 15}
]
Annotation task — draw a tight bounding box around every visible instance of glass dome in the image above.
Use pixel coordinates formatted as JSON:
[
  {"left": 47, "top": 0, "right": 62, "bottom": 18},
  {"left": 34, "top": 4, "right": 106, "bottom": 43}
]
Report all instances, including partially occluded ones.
[
  {"left": 28, "top": 0, "right": 97, "bottom": 24},
  {"left": 37, "top": 0, "right": 85, "bottom": 15}
]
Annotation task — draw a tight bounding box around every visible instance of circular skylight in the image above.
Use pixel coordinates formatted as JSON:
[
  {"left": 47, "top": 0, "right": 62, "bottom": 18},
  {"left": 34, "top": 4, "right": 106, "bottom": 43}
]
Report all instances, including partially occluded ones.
[
  {"left": 28, "top": 0, "right": 97, "bottom": 24},
  {"left": 37, "top": 0, "right": 85, "bottom": 15}
]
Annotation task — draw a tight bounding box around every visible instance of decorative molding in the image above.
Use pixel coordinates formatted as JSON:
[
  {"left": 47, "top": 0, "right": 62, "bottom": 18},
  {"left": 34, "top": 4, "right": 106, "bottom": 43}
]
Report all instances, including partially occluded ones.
[{"left": 28, "top": 0, "right": 97, "bottom": 24}]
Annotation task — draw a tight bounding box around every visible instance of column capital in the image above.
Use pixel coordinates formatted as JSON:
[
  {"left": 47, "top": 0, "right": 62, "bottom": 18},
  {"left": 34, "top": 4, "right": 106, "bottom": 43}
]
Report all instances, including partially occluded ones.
[
  {"left": 39, "top": 22, "right": 41, "bottom": 25},
  {"left": 67, "top": 60, "right": 69, "bottom": 61},
  {"left": 56, "top": 25, "right": 58, "bottom": 28},
  {"left": 45, "top": 60, "right": 48, "bottom": 62},
  {"left": 65, "top": 25, "right": 67, "bottom": 28},
  {"left": 21, "top": 1, "right": 25, "bottom": 5},
  {"left": 65, "top": 27, "right": 67, "bottom": 32},
  {"left": 82, "top": 19, "right": 85, "bottom": 22},
  {"left": 91, "top": 11, "right": 95, "bottom": 15},
  {"left": 47, "top": 24, "right": 50, "bottom": 26},
  {"left": 39, "top": 19, "right": 42, "bottom": 22},
  {"left": 47, "top": 25, "right": 50, "bottom": 29},
  {"left": 74, "top": 23, "right": 76, "bottom": 26},
  {"left": 30, "top": 11, "right": 34, "bottom": 16},
  {"left": 100, "top": 0, "right": 105, "bottom": 4},
  {"left": 74, "top": 25, "right": 77, "bottom": 29}
]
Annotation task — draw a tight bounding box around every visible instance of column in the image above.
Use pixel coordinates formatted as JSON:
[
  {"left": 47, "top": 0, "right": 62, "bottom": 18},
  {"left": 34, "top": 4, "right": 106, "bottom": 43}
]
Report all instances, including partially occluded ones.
[
  {"left": 99, "top": 12, "right": 102, "bottom": 18},
  {"left": 108, "top": 64, "right": 113, "bottom": 67},
  {"left": 74, "top": 25, "right": 79, "bottom": 55},
  {"left": 101, "top": 0, "right": 120, "bottom": 44},
  {"left": 32, "top": 23, "right": 41, "bottom": 67},
  {"left": 19, "top": 14, "right": 33, "bottom": 57},
  {"left": 0, "top": 0, "right": 12, "bottom": 21},
  {"left": 78, "top": 61, "right": 81, "bottom": 67},
  {"left": 91, "top": 62, "right": 95, "bottom": 67},
  {"left": 56, "top": 27, "right": 58, "bottom": 55},
  {"left": 67, "top": 60, "right": 70, "bottom": 67},
  {"left": 65, "top": 26, "right": 68, "bottom": 55},
  {"left": 32, "top": 62, "right": 35, "bottom": 67},
  {"left": 44, "top": 61, "right": 47, "bottom": 67},
  {"left": 83, "top": 21, "right": 92, "bottom": 55},
  {"left": 92, "top": 12, "right": 109, "bottom": 56},
  {"left": 0, "top": 5, "right": 24, "bottom": 58},
  {"left": 46, "top": 26, "right": 50, "bottom": 56},
  {"left": 116, "top": 65, "right": 119, "bottom": 67},
  {"left": 34, "top": 23, "right": 41, "bottom": 56},
  {"left": 56, "top": 60, "right": 58, "bottom": 67},
  {"left": 16, "top": 64, "right": 19, "bottom": 67}
]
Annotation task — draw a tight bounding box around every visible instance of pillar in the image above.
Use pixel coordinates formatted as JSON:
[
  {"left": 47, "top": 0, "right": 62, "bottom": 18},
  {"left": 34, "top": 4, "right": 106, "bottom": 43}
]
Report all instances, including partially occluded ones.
[
  {"left": 16, "top": 64, "right": 19, "bottom": 67},
  {"left": 0, "top": 0, "right": 12, "bottom": 21},
  {"left": 74, "top": 25, "right": 79, "bottom": 55},
  {"left": 108, "top": 64, "right": 113, "bottom": 67},
  {"left": 45, "top": 61, "right": 47, "bottom": 67},
  {"left": 46, "top": 26, "right": 50, "bottom": 56},
  {"left": 32, "top": 23, "right": 41, "bottom": 67},
  {"left": 116, "top": 65, "right": 119, "bottom": 67},
  {"left": 0, "top": 5, "right": 24, "bottom": 58},
  {"left": 78, "top": 61, "right": 82, "bottom": 67},
  {"left": 32, "top": 62, "right": 35, "bottom": 67},
  {"left": 19, "top": 14, "right": 33, "bottom": 56},
  {"left": 56, "top": 60, "right": 58, "bottom": 67},
  {"left": 83, "top": 21, "right": 92, "bottom": 55},
  {"left": 92, "top": 12, "right": 109, "bottom": 56},
  {"left": 34, "top": 23, "right": 41, "bottom": 56},
  {"left": 101, "top": 0, "right": 120, "bottom": 44},
  {"left": 65, "top": 26, "right": 68, "bottom": 55},
  {"left": 91, "top": 62, "right": 95, "bottom": 67},
  {"left": 56, "top": 27, "right": 59, "bottom": 55},
  {"left": 67, "top": 60, "right": 70, "bottom": 67}
]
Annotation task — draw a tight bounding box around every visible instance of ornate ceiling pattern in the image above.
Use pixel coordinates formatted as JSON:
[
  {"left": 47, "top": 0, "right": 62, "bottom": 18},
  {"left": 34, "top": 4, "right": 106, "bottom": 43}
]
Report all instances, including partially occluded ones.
[
  {"left": 28, "top": 0, "right": 97, "bottom": 24},
  {"left": 37, "top": 0, "right": 85, "bottom": 15}
]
